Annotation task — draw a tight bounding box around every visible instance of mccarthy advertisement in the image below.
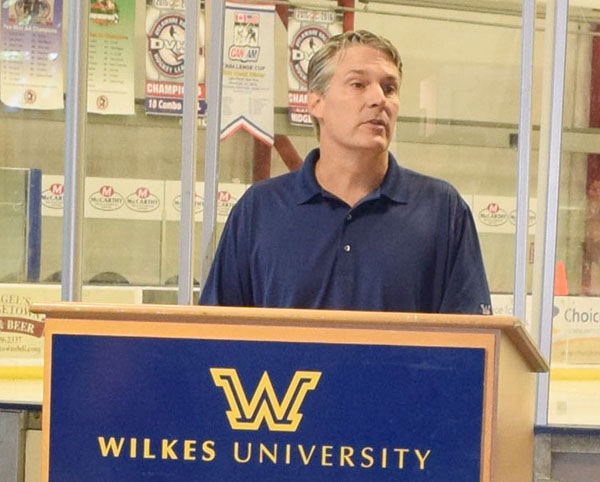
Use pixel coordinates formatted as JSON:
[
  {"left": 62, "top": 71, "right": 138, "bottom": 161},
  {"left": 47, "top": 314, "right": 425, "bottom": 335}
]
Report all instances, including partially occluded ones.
[{"left": 46, "top": 335, "right": 486, "bottom": 481}]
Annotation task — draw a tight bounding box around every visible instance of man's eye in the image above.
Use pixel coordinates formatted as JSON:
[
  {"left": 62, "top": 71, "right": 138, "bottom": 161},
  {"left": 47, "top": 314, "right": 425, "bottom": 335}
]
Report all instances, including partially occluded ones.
[
  {"left": 350, "top": 82, "right": 364, "bottom": 89},
  {"left": 384, "top": 85, "right": 398, "bottom": 95}
]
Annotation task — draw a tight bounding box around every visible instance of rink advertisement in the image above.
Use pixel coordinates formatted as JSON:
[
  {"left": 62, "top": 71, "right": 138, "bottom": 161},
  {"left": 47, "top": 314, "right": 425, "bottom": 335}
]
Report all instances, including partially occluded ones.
[
  {"left": 220, "top": 2, "right": 275, "bottom": 146},
  {"left": 40, "top": 175, "right": 249, "bottom": 222},
  {"left": 87, "top": 0, "right": 136, "bottom": 115},
  {"left": 0, "top": 0, "right": 64, "bottom": 109},
  {"left": 0, "top": 294, "right": 44, "bottom": 369},
  {"left": 286, "top": 8, "right": 342, "bottom": 126},
  {"left": 145, "top": 0, "right": 206, "bottom": 116},
  {"left": 43, "top": 320, "right": 488, "bottom": 481}
]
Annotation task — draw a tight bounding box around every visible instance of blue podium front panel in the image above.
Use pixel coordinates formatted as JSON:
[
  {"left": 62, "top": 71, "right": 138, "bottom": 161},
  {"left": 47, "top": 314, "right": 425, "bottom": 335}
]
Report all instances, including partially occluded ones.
[{"left": 46, "top": 330, "right": 487, "bottom": 482}]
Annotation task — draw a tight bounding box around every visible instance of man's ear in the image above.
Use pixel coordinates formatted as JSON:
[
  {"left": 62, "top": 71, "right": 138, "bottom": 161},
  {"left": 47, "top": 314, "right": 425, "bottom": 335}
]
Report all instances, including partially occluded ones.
[{"left": 307, "top": 90, "right": 323, "bottom": 119}]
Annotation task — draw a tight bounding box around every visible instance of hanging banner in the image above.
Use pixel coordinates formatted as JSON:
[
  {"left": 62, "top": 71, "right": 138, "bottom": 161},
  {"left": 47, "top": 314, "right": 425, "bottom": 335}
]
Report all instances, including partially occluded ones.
[
  {"left": 286, "top": 8, "right": 342, "bottom": 127},
  {"left": 145, "top": 0, "right": 206, "bottom": 117},
  {"left": 0, "top": 0, "right": 64, "bottom": 110},
  {"left": 87, "top": 0, "right": 136, "bottom": 115},
  {"left": 220, "top": 2, "right": 274, "bottom": 145}
]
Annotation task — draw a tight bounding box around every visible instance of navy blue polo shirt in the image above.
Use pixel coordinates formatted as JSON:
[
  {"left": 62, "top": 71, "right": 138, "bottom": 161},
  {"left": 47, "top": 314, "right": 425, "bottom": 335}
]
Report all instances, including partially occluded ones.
[{"left": 200, "top": 149, "right": 491, "bottom": 314}]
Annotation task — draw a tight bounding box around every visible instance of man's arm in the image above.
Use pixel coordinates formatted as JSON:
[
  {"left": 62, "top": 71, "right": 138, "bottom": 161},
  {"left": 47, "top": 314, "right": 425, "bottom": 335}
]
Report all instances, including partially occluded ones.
[
  {"left": 199, "top": 204, "right": 253, "bottom": 306},
  {"left": 439, "top": 197, "right": 492, "bottom": 315}
]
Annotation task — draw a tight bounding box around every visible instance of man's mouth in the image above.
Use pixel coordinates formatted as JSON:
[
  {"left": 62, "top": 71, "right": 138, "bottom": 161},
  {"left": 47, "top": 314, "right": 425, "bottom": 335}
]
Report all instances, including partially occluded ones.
[{"left": 366, "top": 119, "right": 387, "bottom": 130}]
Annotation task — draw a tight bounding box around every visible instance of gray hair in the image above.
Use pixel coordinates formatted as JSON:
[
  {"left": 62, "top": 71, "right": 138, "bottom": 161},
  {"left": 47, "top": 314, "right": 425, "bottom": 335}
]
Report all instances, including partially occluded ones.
[{"left": 306, "top": 30, "right": 403, "bottom": 137}]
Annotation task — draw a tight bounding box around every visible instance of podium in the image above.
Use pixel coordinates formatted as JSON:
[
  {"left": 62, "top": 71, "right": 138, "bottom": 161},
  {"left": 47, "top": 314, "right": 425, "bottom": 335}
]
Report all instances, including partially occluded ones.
[{"left": 34, "top": 303, "right": 547, "bottom": 482}]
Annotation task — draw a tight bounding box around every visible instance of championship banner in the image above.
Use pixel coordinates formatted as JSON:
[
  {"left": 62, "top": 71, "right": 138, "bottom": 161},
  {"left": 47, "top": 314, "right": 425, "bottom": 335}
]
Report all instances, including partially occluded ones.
[
  {"left": 145, "top": 0, "right": 206, "bottom": 117},
  {"left": 287, "top": 8, "right": 342, "bottom": 126},
  {"left": 87, "top": 0, "right": 136, "bottom": 115},
  {"left": 220, "top": 2, "right": 274, "bottom": 146},
  {"left": 0, "top": 0, "right": 64, "bottom": 110}
]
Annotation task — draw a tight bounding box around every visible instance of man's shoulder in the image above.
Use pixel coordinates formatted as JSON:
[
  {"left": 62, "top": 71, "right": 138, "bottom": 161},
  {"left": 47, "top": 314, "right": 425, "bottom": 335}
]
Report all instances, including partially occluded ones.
[
  {"left": 232, "top": 169, "right": 303, "bottom": 215},
  {"left": 243, "top": 169, "right": 300, "bottom": 199},
  {"left": 398, "top": 164, "right": 462, "bottom": 201}
]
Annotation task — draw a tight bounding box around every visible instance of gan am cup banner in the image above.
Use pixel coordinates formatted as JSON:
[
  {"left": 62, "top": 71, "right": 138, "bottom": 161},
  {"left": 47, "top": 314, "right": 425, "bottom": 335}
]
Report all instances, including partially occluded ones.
[
  {"left": 287, "top": 7, "right": 342, "bottom": 127},
  {"left": 0, "top": 0, "right": 64, "bottom": 110},
  {"left": 220, "top": 2, "right": 275, "bottom": 146},
  {"left": 87, "top": 0, "right": 136, "bottom": 115},
  {"left": 145, "top": 0, "right": 206, "bottom": 117}
]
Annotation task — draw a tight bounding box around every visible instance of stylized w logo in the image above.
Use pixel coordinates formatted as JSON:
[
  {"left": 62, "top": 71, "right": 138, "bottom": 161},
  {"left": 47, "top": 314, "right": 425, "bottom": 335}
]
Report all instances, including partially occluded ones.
[{"left": 210, "top": 368, "right": 321, "bottom": 432}]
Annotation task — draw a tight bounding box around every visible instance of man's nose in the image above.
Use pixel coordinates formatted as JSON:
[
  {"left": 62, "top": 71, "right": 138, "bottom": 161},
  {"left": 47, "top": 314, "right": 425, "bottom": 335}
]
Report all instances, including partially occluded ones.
[{"left": 366, "top": 84, "right": 386, "bottom": 106}]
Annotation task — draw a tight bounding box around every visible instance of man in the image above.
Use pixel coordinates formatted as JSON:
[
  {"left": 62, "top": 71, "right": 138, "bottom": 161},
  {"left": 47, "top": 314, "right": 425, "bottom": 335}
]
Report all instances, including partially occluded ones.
[{"left": 200, "top": 30, "right": 491, "bottom": 314}]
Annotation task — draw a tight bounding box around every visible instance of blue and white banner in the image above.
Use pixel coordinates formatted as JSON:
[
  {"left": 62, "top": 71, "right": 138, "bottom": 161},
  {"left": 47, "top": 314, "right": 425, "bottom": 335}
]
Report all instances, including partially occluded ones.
[
  {"left": 286, "top": 8, "right": 342, "bottom": 126},
  {"left": 0, "top": 0, "right": 64, "bottom": 109},
  {"left": 220, "top": 2, "right": 274, "bottom": 146}
]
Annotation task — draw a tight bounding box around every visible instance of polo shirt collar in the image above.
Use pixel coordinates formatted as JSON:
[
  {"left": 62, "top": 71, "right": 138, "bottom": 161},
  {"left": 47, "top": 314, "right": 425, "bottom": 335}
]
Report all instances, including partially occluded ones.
[{"left": 295, "top": 149, "right": 409, "bottom": 205}]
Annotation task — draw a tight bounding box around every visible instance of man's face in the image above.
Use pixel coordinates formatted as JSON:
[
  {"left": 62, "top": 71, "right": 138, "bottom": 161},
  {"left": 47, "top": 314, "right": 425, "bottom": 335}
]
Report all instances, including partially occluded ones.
[{"left": 308, "top": 45, "right": 401, "bottom": 156}]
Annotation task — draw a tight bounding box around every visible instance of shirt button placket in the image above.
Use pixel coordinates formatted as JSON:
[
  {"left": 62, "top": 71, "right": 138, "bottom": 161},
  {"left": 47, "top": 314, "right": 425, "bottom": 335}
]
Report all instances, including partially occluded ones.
[{"left": 343, "top": 211, "right": 353, "bottom": 253}]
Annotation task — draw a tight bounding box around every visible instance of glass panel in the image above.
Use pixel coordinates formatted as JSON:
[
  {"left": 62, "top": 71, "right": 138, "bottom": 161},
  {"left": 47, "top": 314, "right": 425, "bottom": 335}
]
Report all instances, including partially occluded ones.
[
  {"left": 0, "top": 0, "right": 66, "bottom": 403},
  {"left": 547, "top": 8, "right": 600, "bottom": 425},
  {"left": 79, "top": 0, "right": 205, "bottom": 304},
  {"left": 211, "top": 0, "right": 525, "bottom": 311},
  {"left": 0, "top": 168, "right": 36, "bottom": 282}
]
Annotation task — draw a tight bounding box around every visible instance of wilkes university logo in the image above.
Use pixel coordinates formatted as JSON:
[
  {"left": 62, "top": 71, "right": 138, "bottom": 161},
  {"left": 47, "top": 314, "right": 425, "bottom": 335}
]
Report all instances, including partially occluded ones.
[{"left": 210, "top": 368, "right": 321, "bottom": 432}]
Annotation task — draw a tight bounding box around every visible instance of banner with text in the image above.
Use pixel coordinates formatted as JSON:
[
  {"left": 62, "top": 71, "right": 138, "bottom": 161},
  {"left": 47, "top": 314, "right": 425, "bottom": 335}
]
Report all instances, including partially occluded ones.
[
  {"left": 0, "top": 0, "right": 64, "bottom": 109},
  {"left": 145, "top": 0, "right": 206, "bottom": 117},
  {"left": 286, "top": 8, "right": 342, "bottom": 127},
  {"left": 220, "top": 2, "right": 274, "bottom": 146},
  {"left": 87, "top": 0, "right": 136, "bottom": 115}
]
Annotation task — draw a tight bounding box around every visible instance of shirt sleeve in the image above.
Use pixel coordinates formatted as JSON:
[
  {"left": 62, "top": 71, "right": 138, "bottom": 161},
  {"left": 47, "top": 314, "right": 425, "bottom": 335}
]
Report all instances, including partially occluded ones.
[
  {"left": 199, "top": 200, "right": 253, "bottom": 306},
  {"left": 439, "top": 197, "right": 492, "bottom": 315}
]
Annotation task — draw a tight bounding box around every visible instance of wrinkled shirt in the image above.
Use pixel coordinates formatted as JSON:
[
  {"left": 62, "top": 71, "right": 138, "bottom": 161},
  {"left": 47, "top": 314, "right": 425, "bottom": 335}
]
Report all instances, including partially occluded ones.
[{"left": 200, "top": 149, "right": 491, "bottom": 314}]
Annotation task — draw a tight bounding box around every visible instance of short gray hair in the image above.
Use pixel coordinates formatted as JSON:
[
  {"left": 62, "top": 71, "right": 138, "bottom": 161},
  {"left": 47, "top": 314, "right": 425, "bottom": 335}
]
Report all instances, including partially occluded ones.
[{"left": 307, "top": 30, "right": 403, "bottom": 137}]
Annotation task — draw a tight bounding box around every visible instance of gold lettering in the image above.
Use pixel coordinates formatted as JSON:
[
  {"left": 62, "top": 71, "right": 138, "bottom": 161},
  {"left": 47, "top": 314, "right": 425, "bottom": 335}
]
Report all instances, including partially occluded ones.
[
  {"left": 98, "top": 437, "right": 124, "bottom": 457},
  {"left": 360, "top": 447, "right": 374, "bottom": 468},
  {"left": 161, "top": 439, "right": 178, "bottom": 460},
  {"left": 381, "top": 448, "right": 388, "bottom": 468},
  {"left": 259, "top": 443, "right": 277, "bottom": 464},
  {"left": 321, "top": 445, "right": 333, "bottom": 466},
  {"left": 234, "top": 442, "right": 252, "bottom": 463},
  {"left": 394, "top": 448, "right": 409, "bottom": 469},
  {"left": 184, "top": 440, "right": 197, "bottom": 461},
  {"left": 143, "top": 438, "right": 156, "bottom": 459},
  {"left": 201, "top": 440, "right": 215, "bottom": 462},
  {"left": 129, "top": 438, "right": 137, "bottom": 458},
  {"left": 415, "top": 449, "right": 432, "bottom": 470},
  {"left": 340, "top": 446, "right": 355, "bottom": 467},
  {"left": 285, "top": 444, "right": 291, "bottom": 464},
  {"left": 298, "top": 444, "right": 317, "bottom": 465}
]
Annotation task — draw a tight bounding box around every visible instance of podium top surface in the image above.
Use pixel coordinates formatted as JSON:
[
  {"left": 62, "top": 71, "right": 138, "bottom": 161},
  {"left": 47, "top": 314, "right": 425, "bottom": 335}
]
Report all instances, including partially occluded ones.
[{"left": 32, "top": 302, "right": 548, "bottom": 372}]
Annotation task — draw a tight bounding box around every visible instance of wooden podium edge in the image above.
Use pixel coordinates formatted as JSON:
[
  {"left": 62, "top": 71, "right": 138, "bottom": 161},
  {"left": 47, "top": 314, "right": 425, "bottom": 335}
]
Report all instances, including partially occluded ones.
[{"left": 32, "top": 302, "right": 548, "bottom": 373}]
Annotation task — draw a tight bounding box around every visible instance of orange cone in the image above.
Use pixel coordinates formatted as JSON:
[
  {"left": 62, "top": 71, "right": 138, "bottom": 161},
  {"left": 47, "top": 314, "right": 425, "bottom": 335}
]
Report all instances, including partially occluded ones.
[{"left": 554, "top": 260, "right": 569, "bottom": 295}]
